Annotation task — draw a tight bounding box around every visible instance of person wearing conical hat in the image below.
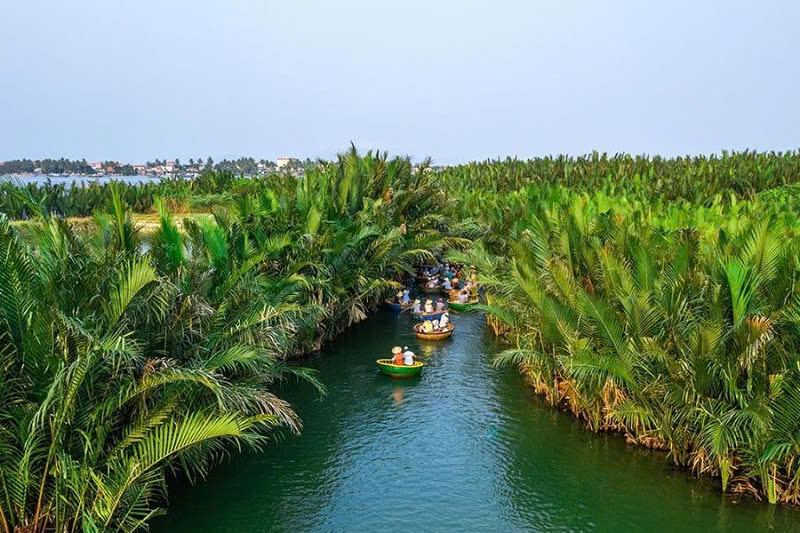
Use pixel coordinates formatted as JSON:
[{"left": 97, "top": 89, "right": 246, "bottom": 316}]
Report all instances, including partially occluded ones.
[
  {"left": 402, "top": 289, "right": 411, "bottom": 304},
  {"left": 391, "top": 346, "right": 403, "bottom": 365},
  {"left": 395, "top": 291, "right": 403, "bottom": 303},
  {"left": 424, "top": 299, "right": 434, "bottom": 313},
  {"left": 412, "top": 299, "right": 422, "bottom": 314}
]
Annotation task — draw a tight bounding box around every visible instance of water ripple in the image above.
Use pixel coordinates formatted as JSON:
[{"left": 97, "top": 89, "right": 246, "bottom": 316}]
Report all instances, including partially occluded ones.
[{"left": 153, "top": 311, "right": 800, "bottom": 533}]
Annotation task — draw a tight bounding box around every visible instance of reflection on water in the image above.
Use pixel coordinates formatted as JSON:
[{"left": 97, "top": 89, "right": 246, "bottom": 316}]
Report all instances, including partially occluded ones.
[
  {"left": 391, "top": 385, "right": 405, "bottom": 405},
  {"left": 153, "top": 311, "right": 800, "bottom": 533}
]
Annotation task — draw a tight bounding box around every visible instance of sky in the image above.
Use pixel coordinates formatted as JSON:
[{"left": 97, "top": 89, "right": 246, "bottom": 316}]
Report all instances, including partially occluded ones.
[{"left": 1, "top": 0, "right": 798, "bottom": 164}]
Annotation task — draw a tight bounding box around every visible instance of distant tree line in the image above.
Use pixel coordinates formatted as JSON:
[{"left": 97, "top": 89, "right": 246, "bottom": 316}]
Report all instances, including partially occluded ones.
[
  {"left": 2, "top": 156, "right": 316, "bottom": 176},
  {"left": 0, "top": 158, "right": 95, "bottom": 175}
]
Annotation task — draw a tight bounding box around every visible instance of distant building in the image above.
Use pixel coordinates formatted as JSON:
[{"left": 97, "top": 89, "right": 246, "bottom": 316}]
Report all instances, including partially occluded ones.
[
  {"left": 90, "top": 162, "right": 103, "bottom": 172},
  {"left": 165, "top": 160, "right": 175, "bottom": 172},
  {"left": 133, "top": 164, "right": 146, "bottom": 174},
  {"left": 276, "top": 157, "right": 296, "bottom": 169}
]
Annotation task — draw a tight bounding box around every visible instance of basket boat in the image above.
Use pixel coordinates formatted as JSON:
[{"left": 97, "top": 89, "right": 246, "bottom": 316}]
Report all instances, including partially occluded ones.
[
  {"left": 376, "top": 359, "right": 424, "bottom": 377},
  {"left": 413, "top": 323, "right": 455, "bottom": 340}
]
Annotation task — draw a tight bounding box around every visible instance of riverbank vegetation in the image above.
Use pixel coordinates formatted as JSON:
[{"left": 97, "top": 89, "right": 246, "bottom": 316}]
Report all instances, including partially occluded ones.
[
  {"left": 445, "top": 150, "right": 800, "bottom": 505},
  {"left": 0, "top": 149, "right": 447, "bottom": 532},
  {"left": 4, "top": 148, "right": 800, "bottom": 530}
]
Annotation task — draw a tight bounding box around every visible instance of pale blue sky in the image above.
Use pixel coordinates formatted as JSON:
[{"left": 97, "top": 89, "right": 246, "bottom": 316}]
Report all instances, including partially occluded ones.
[{"left": 1, "top": 1, "right": 798, "bottom": 164}]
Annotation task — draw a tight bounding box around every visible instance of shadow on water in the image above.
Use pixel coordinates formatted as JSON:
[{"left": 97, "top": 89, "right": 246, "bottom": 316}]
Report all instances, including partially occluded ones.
[{"left": 153, "top": 311, "right": 800, "bottom": 532}]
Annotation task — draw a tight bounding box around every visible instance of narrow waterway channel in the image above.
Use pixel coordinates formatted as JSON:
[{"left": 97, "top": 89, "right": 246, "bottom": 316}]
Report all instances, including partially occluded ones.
[{"left": 153, "top": 310, "right": 800, "bottom": 532}]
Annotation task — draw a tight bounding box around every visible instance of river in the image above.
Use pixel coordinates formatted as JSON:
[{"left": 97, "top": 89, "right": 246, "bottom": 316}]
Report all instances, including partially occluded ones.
[{"left": 152, "top": 310, "right": 800, "bottom": 532}]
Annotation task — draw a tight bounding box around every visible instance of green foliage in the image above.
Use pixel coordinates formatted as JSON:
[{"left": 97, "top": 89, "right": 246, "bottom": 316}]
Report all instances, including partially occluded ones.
[
  {"left": 6, "top": 146, "right": 800, "bottom": 528},
  {"left": 0, "top": 147, "right": 445, "bottom": 531},
  {"left": 460, "top": 171, "right": 800, "bottom": 505}
]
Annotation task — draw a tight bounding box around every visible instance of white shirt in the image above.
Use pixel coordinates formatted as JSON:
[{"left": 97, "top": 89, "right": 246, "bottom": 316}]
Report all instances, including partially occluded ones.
[
  {"left": 439, "top": 314, "right": 449, "bottom": 328},
  {"left": 403, "top": 351, "right": 415, "bottom": 365}
]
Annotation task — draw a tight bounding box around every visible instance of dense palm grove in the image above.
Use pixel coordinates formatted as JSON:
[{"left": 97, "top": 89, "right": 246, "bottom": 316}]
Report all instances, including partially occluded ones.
[
  {"left": 0, "top": 149, "right": 447, "bottom": 532},
  {"left": 441, "top": 150, "right": 800, "bottom": 506},
  {"left": 3, "top": 149, "right": 800, "bottom": 531}
]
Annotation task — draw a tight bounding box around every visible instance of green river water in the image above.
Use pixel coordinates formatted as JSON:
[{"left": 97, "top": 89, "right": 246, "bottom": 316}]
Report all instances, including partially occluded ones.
[{"left": 153, "top": 310, "right": 800, "bottom": 532}]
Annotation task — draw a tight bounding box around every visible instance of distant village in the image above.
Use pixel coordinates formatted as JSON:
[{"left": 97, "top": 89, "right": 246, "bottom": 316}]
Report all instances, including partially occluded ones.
[
  {"left": 0, "top": 156, "right": 309, "bottom": 179},
  {"left": 0, "top": 156, "right": 445, "bottom": 179}
]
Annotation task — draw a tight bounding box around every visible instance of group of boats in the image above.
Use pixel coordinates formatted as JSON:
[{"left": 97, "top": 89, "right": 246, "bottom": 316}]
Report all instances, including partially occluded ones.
[{"left": 377, "top": 266, "right": 480, "bottom": 378}]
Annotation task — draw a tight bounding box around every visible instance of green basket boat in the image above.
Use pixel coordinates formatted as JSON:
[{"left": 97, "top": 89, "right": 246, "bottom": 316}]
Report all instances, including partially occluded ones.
[
  {"left": 376, "top": 359, "right": 424, "bottom": 378},
  {"left": 447, "top": 299, "right": 478, "bottom": 311}
]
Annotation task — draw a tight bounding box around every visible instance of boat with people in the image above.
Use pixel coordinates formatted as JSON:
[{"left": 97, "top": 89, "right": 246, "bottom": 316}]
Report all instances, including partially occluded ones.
[
  {"left": 415, "top": 274, "right": 431, "bottom": 285},
  {"left": 385, "top": 290, "right": 412, "bottom": 312},
  {"left": 418, "top": 284, "right": 444, "bottom": 294},
  {"left": 384, "top": 298, "right": 411, "bottom": 312},
  {"left": 376, "top": 359, "right": 424, "bottom": 377},
  {"left": 413, "top": 322, "right": 455, "bottom": 340},
  {"left": 413, "top": 311, "right": 444, "bottom": 321}
]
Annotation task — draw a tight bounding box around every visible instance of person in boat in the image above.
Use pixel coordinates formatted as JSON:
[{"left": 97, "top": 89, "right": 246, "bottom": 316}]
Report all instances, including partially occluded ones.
[
  {"left": 402, "top": 346, "right": 415, "bottom": 365},
  {"left": 425, "top": 277, "right": 439, "bottom": 289},
  {"left": 457, "top": 289, "right": 469, "bottom": 303},
  {"left": 394, "top": 291, "right": 403, "bottom": 304},
  {"left": 442, "top": 277, "right": 452, "bottom": 290},
  {"left": 401, "top": 289, "right": 411, "bottom": 304},
  {"left": 391, "top": 346, "right": 403, "bottom": 365},
  {"left": 443, "top": 266, "right": 455, "bottom": 279},
  {"left": 439, "top": 312, "right": 450, "bottom": 330},
  {"left": 422, "top": 319, "right": 434, "bottom": 333},
  {"left": 424, "top": 299, "right": 435, "bottom": 313},
  {"left": 435, "top": 298, "right": 446, "bottom": 313},
  {"left": 412, "top": 299, "right": 422, "bottom": 314}
]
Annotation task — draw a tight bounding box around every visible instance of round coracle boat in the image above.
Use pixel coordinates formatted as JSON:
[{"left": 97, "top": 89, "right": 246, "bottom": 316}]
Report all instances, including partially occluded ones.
[
  {"left": 376, "top": 359, "right": 424, "bottom": 377},
  {"left": 414, "top": 311, "right": 444, "bottom": 321},
  {"left": 418, "top": 285, "right": 444, "bottom": 294},
  {"left": 447, "top": 299, "right": 478, "bottom": 311},
  {"left": 413, "top": 322, "right": 455, "bottom": 340},
  {"left": 384, "top": 299, "right": 411, "bottom": 312}
]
